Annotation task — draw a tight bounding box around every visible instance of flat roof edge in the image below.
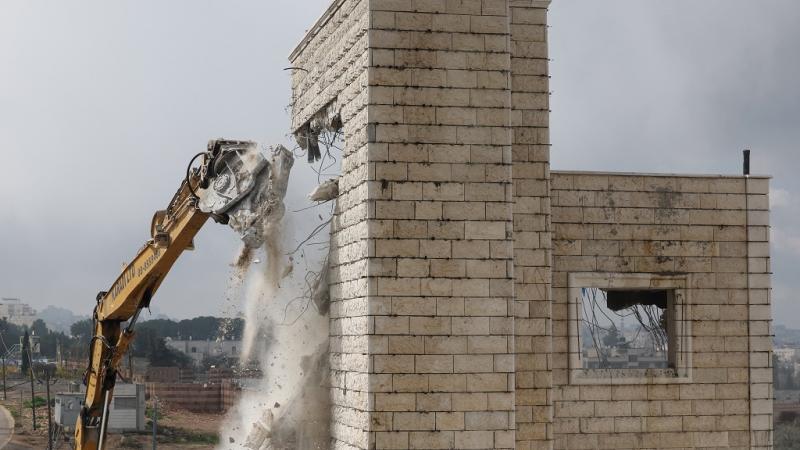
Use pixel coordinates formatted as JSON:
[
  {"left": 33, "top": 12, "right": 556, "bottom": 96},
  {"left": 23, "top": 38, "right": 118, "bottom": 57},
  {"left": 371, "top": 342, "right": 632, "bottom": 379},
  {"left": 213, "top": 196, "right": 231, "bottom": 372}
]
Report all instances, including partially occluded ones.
[
  {"left": 289, "top": 0, "right": 348, "bottom": 62},
  {"left": 551, "top": 170, "right": 771, "bottom": 179}
]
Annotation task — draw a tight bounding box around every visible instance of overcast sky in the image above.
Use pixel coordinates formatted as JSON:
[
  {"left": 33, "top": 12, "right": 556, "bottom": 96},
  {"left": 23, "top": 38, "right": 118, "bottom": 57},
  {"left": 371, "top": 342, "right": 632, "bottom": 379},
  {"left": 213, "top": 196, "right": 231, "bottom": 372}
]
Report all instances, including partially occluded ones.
[{"left": 1, "top": 1, "right": 798, "bottom": 326}]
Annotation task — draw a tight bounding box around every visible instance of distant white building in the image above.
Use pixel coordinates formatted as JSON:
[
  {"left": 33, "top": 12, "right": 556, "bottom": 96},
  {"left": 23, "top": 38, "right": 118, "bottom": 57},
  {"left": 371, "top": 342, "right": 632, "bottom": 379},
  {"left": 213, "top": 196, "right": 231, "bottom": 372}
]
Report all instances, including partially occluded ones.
[
  {"left": 0, "top": 298, "right": 37, "bottom": 328},
  {"left": 165, "top": 338, "right": 241, "bottom": 366},
  {"left": 775, "top": 347, "right": 797, "bottom": 363}
]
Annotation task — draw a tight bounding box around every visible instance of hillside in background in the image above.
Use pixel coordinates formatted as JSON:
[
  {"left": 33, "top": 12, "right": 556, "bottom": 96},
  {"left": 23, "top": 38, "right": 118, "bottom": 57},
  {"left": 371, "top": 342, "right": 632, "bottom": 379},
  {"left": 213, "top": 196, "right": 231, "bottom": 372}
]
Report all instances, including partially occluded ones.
[{"left": 35, "top": 305, "right": 87, "bottom": 334}]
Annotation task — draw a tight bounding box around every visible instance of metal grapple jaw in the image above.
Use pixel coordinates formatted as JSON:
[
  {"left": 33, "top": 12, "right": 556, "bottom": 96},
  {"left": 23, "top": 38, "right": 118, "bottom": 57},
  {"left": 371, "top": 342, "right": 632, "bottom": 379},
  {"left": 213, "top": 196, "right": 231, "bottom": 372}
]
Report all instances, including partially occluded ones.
[
  {"left": 195, "top": 139, "right": 266, "bottom": 216},
  {"left": 195, "top": 139, "right": 294, "bottom": 250}
]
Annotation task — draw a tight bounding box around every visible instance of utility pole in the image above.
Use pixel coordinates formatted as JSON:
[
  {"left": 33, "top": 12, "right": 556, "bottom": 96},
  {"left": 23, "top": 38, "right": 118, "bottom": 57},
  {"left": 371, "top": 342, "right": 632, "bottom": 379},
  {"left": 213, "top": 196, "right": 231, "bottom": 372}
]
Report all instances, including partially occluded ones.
[
  {"left": 56, "top": 339, "right": 62, "bottom": 370},
  {"left": 28, "top": 349, "right": 36, "bottom": 430},
  {"left": 45, "top": 369, "right": 52, "bottom": 450},
  {"left": 1, "top": 354, "right": 6, "bottom": 400},
  {"left": 129, "top": 352, "right": 134, "bottom": 380},
  {"left": 152, "top": 396, "right": 158, "bottom": 450}
]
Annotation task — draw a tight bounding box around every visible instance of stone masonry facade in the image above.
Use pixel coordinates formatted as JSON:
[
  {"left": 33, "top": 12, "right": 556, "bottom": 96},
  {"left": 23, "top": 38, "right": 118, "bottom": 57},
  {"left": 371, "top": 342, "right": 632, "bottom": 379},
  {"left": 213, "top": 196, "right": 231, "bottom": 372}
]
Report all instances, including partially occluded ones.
[
  {"left": 289, "top": 1, "right": 773, "bottom": 449},
  {"left": 550, "top": 173, "right": 772, "bottom": 449}
]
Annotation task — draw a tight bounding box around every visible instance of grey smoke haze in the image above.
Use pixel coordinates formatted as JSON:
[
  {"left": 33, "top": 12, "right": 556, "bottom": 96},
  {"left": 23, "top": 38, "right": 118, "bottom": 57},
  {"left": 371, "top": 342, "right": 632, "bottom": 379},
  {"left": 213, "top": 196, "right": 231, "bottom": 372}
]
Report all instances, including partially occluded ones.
[{"left": 1, "top": 1, "right": 798, "bottom": 325}]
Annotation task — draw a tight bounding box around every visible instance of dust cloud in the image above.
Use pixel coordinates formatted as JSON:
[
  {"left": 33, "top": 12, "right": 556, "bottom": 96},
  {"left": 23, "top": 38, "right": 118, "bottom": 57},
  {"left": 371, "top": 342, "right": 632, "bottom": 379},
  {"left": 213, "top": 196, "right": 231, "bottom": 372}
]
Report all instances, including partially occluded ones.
[
  {"left": 217, "top": 146, "right": 331, "bottom": 450},
  {"left": 219, "top": 267, "right": 330, "bottom": 450}
]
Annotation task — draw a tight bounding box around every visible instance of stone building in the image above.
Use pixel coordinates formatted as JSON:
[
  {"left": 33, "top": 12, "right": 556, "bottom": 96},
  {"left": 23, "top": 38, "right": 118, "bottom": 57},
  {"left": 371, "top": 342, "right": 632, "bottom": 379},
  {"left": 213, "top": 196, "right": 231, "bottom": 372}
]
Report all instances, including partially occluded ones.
[
  {"left": 164, "top": 337, "right": 241, "bottom": 366},
  {"left": 288, "top": 1, "right": 773, "bottom": 448},
  {"left": 0, "top": 297, "right": 37, "bottom": 328}
]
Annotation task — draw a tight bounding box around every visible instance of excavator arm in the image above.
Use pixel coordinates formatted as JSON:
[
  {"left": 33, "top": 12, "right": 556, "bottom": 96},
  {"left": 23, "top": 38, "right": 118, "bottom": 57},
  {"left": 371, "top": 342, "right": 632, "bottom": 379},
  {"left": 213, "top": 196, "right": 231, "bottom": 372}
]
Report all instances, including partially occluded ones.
[{"left": 74, "top": 140, "right": 291, "bottom": 450}]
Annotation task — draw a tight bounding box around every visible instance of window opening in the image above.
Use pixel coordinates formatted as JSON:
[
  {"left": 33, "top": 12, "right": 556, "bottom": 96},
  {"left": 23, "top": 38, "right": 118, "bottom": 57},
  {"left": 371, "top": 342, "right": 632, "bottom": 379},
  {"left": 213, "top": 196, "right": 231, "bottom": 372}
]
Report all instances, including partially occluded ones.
[{"left": 579, "top": 288, "right": 674, "bottom": 370}]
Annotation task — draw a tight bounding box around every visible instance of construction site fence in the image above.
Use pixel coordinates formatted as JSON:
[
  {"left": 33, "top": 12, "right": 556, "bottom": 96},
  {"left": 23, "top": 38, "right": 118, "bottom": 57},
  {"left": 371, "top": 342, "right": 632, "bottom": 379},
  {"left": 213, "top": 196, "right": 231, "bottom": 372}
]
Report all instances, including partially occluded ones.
[{"left": 145, "top": 380, "right": 241, "bottom": 413}]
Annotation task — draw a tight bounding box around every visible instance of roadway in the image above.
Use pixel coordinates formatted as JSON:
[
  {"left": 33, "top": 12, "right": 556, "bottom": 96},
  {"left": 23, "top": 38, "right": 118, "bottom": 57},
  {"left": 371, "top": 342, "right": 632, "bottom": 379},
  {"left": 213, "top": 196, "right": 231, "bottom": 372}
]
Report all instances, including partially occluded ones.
[{"left": 0, "top": 405, "right": 12, "bottom": 448}]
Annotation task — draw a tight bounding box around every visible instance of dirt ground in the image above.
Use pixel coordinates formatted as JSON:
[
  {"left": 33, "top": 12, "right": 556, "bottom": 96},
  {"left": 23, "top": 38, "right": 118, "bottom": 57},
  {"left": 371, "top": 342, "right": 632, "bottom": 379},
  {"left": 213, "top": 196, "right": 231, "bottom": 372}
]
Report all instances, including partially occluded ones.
[
  {"left": 0, "top": 376, "right": 225, "bottom": 449},
  {"left": 0, "top": 375, "right": 60, "bottom": 449}
]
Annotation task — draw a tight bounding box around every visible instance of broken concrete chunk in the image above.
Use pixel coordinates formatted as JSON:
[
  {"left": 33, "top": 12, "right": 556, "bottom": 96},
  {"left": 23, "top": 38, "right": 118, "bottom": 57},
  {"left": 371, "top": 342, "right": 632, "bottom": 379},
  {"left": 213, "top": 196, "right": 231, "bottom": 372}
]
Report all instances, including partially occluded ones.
[
  {"left": 244, "top": 409, "right": 274, "bottom": 450},
  {"left": 308, "top": 177, "right": 339, "bottom": 202},
  {"left": 230, "top": 146, "right": 294, "bottom": 251},
  {"left": 197, "top": 142, "right": 295, "bottom": 252}
]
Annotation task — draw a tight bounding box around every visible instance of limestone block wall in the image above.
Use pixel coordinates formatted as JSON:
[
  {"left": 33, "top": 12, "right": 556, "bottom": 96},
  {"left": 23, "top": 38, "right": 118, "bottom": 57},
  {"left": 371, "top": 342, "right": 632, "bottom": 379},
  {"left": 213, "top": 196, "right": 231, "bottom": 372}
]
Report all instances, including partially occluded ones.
[
  {"left": 289, "top": 2, "right": 775, "bottom": 449},
  {"left": 290, "top": 1, "right": 371, "bottom": 448},
  {"left": 509, "top": 2, "right": 553, "bottom": 449},
  {"left": 550, "top": 172, "right": 773, "bottom": 450},
  {"left": 292, "top": 1, "right": 545, "bottom": 448},
  {"left": 366, "top": 1, "right": 519, "bottom": 448}
]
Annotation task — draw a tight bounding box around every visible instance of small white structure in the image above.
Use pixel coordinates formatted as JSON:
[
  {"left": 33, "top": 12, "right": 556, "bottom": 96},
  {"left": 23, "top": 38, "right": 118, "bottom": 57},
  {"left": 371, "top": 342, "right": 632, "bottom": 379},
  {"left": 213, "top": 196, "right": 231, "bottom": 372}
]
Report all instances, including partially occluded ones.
[
  {"left": 55, "top": 383, "right": 146, "bottom": 432},
  {"left": 54, "top": 393, "right": 83, "bottom": 431},
  {"left": 165, "top": 338, "right": 241, "bottom": 366}
]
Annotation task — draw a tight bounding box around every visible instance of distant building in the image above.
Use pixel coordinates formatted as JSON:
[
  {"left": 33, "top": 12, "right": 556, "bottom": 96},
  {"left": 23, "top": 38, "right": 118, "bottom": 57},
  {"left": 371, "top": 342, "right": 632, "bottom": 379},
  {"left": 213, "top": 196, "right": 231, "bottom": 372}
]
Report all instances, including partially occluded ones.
[
  {"left": 582, "top": 347, "right": 669, "bottom": 370},
  {"left": 165, "top": 338, "right": 241, "bottom": 366},
  {"left": 0, "top": 298, "right": 37, "bottom": 328},
  {"left": 775, "top": 347, "right": 797, "bottom": 362}
]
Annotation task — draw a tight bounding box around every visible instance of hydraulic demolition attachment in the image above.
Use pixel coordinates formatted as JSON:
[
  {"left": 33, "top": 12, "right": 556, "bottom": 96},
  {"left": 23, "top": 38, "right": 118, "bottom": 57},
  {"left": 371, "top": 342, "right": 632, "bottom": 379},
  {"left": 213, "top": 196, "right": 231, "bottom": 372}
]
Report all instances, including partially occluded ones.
[{"left": 74, "top": 140, "right": 294, "bottom": 450}]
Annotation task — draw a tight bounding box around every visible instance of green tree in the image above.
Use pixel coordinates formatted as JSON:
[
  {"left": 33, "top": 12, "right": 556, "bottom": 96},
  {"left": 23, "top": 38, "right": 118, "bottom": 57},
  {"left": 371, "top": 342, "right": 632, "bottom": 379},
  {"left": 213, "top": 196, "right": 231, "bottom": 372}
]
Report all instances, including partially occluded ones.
[
  {"left": 137, "top": 319, "right": 180, "bottom": 338},
  {"left": 136, "top": 316, "right": 244, "bottom": 341},
  {"left": 0, "top": 318, "right": 24, "bottom": 357},
  {"left": 21, "top": 329, "right": 31, "bottom": 373},
  {"left": 67, "top": 319, "right": 95, "bottom": 361},
  {"left": 602, "top": 327, "right": 622, "bottom": 348},
  {"left": 219, "top": 318, "right": 245, "bottom": 340},
  {"left": 31, "top": 319, "right": 48, "bottom": 337},
  {"left": 64, "top": 315, "right": 244, "bottom": 369},
  {"left": 178, "top": 316, "right": 221, "bottom": 340},
  {"left": 132, "top": 327, "right": 191, "bottom": 368},
  {"left": 29, "top": 319, "right": 63, "bottom": 360},
  {"left": 70, "top": 319, "right": 94, "bottom": 342}
]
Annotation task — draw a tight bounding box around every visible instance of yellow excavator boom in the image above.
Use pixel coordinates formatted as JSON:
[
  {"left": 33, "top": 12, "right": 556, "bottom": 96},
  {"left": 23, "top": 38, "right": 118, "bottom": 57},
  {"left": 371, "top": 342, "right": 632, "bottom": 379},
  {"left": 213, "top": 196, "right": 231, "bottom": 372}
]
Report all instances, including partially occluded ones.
[{"left": 74, "top": 140, "right": 290, "bottom": 450}]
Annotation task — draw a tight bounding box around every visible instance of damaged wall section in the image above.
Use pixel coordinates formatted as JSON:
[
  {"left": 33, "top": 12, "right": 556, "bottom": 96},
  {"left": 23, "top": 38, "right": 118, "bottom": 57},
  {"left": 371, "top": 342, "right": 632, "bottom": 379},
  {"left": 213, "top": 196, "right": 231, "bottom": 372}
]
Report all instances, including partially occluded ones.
[{"left": 290, "top": 0, "right": 371, "bottom": 448}]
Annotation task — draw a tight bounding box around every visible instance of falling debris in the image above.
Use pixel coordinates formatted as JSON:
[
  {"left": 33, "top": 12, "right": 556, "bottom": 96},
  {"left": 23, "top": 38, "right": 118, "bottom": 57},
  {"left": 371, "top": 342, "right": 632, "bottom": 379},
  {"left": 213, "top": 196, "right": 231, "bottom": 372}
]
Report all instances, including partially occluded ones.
[
  {"left": 280, "top": 257, "right": 294, "bottom": 280},
  {"left": 219, "top": 272, "right": 330, "bottom": 450},
  {"left": 227, "top": 145, "right": 294, "bottom": 251},
  {"left": 213, "top": 141, "right": 332, "bottom": 450},
  {"left": 265, "top": 342, "right": 330, "bottom": 449},
  {"left": 244, "top": 409, "right": 274, "bottom": 449},
  {"left": 308, "top": 177, "right": 339, "bottom": 202},
  {"left": 197, "top": 141, "right": 294, "bottom": 272}
]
